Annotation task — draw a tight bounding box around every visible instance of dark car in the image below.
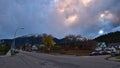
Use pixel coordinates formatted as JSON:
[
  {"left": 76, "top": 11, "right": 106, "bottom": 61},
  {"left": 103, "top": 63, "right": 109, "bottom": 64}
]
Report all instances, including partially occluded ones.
[
  {"left": 111, "top": 52, "right": 120, "bottom": 57},
  {"left": 99, "top": 51, "right": 110, "bottom": 55},
  {"left": 89, "top": 52, "right": 100, "bottom": 56}
]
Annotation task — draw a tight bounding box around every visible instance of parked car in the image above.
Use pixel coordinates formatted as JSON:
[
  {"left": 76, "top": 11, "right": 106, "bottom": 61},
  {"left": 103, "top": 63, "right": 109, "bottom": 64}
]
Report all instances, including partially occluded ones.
[
  {"left": 111, "top": 52, "right": 120, "bottom": 57},
  {"left": 99, "top": 51, "right": 110, "bottom": 55},
  {"left": 89, "top": 52, "right": 100, "bottom": 56}
]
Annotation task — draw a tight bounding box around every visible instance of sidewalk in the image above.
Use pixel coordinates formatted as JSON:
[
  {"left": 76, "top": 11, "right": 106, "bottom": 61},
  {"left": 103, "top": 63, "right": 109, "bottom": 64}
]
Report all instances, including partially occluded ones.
[{"left": 0, "top": 54, "right": 8, "bottom": 57}]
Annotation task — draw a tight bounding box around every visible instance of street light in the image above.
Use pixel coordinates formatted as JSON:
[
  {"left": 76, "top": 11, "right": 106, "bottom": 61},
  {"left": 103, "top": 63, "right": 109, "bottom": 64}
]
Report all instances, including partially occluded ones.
[{"left": 11, "top": 28, "right": 24, "bottom": 55}]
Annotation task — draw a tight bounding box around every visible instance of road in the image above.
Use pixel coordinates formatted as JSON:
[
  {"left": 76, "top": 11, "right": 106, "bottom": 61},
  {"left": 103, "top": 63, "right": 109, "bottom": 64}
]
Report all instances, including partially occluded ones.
[{"left": 0, "top": 51, "right": 120, "bottom": 68}]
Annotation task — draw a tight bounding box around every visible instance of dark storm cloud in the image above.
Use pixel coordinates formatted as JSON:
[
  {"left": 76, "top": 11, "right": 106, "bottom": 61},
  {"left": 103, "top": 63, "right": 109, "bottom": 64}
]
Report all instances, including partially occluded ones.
[
  {"left": 0, "top": 0, "right": 120, "bottom": 39},
  {"left": 69, "top": 0, "right": 120, "bottom": 38},
  {"left": 101, "top": 0, "right": 120, "bottom": 33}
]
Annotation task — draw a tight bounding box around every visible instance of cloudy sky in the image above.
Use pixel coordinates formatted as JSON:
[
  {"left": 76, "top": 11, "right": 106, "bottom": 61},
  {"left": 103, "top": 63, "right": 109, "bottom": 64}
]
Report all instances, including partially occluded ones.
[{"left": 0, "top": 0, "right": 120, "bottom": 39}]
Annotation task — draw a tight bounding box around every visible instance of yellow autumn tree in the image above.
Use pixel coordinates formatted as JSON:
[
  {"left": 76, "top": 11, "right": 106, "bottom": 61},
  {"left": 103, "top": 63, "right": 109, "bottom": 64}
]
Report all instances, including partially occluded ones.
[{"left": 42, "top": 35, "right": 55, "bottom": 50}]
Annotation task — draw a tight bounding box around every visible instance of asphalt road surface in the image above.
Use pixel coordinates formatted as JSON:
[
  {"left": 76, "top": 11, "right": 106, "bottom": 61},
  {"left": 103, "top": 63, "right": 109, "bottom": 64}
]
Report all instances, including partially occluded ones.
[{"left": 0, "top": 51, "right": 120, "bottom": 68}]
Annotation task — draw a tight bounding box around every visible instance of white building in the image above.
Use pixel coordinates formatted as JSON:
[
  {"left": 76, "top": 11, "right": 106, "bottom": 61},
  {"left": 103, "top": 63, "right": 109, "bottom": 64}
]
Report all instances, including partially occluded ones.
[
  {"left": 32, "top": 45, "right": 38, "bottom": 51},
  {"left": 95, "top": 42, "right": 118, "bottom": 53},
  {"left": 95, "top": 42, "right": 107, "bottom": 51}
]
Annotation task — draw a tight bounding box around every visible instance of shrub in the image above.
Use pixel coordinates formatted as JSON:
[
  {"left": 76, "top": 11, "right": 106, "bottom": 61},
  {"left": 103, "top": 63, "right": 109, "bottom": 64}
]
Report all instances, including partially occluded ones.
[
  {"left": 39, "top": 46, "right": 48, "bottom": 51},
  {"left": 52, "top": 45, "right": 61, "bottom": 50},
  {"left": 0, "top": 45, "right": 10, "bottom": 55}
]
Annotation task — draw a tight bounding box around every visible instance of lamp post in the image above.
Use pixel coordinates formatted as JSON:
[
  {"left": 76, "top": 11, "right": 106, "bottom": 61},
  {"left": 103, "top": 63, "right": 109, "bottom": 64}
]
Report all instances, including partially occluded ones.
[{"left": 11, "top": 28, "right": 24, "bottom": 55}]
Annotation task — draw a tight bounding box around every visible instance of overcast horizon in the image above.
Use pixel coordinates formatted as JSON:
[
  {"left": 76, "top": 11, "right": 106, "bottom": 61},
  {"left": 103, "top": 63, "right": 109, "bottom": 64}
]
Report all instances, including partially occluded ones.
[{"left": 0, "top": 0, "right": 120, "bottom": 39}]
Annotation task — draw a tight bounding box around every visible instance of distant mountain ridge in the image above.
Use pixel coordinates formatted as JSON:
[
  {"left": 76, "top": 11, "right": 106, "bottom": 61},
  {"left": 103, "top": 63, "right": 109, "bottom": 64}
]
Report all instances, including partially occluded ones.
[
  {"left": 0, "top": 34, "right": 63, "bottom": 46},
  {"left": 0, "top": 34, "right": 86, "bottom": 46}
]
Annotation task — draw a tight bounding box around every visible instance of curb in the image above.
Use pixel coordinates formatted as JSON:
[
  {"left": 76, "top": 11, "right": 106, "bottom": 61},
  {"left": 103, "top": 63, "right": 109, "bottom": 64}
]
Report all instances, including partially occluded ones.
[{"left": 108, "top": 57, "right": 120, "bottom": 62}]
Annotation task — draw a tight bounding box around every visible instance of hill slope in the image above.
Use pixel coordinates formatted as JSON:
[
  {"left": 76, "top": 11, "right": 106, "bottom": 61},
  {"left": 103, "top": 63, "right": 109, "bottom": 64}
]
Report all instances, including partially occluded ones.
[{"left": 94, "top": 31, "right": 120, "bottom": 43}]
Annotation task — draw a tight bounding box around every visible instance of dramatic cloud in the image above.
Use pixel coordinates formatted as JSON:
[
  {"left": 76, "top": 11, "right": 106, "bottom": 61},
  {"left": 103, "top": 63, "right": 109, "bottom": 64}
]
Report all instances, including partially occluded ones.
[{"left": 0, "top": 0, "right": 120, "bottom": 39}]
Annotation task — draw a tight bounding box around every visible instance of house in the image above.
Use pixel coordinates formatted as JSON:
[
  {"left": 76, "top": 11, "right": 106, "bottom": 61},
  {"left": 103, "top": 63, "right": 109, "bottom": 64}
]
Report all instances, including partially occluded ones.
[
  {"left": 104, "top": 47, "right": 116, "bottom": 53},
  {"left": 32, "top": 45, "right": 38, "bottom": 51},
  {"left": 95, "top": 42, "right": 119, "bottom": 53},
  {"left": 108, "top": 43, "right": 120, "bottom": 52},
  {"left": 95, "top": 42, "right": 107, "bottom": 51}
]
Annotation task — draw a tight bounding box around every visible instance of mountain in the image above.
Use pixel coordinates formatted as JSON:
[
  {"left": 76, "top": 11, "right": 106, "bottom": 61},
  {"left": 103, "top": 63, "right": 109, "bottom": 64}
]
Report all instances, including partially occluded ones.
[
  {"left": 94, "top": 31, "right": 120, "bottom": 44},
  {"left": 0, "top": 34, "right": 62, "bottom": 46},
  {"left": 0, "top": 34, "right": 88, "bottom": 46},
  {"left": 0, "top": 39, "right": 12, "bottom": 45}
]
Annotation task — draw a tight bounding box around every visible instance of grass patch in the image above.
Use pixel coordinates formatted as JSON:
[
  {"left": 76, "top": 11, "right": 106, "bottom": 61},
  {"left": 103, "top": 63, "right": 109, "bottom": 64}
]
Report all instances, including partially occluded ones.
[
  {"left": 50, "top": 53, "right": 76, "bottom": 56},
  {"left": 11, "top": 53, "right": 16, "bottom": 56},
  {"left": 116, "top": 56, "right": 120, "bottom": 59},
  {"left": 11, "top": 51, "right": 19, "bottom": 56},
  {"left": 50, "top": 52, "right": 90, "bottom": 56},
  {"left": 0, "top": 52, "right": 6, "bottom": 55},
  {"left": 76, "top": 53, "right": 89, "bottom": 56},
  {"left": 105, "top": 56, "right": 112, "bottom": 60},
  {"left": 40, "top": 50, "right": 91, "bottom": 56}
]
